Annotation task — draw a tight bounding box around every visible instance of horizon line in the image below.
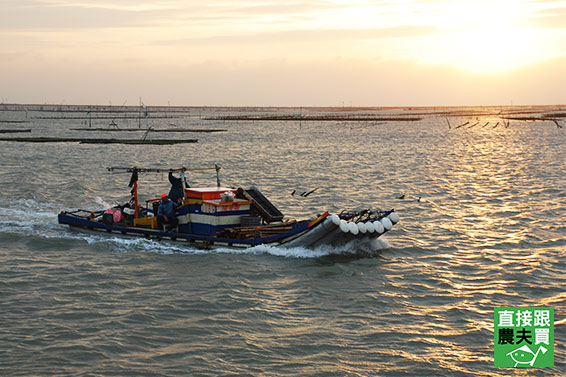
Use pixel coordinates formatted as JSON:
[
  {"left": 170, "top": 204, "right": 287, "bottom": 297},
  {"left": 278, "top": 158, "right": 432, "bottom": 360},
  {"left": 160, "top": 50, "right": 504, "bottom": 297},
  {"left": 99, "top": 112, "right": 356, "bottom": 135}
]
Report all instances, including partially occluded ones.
[{"left": 1, "top": 103, "right": 565, "bottom": 110}]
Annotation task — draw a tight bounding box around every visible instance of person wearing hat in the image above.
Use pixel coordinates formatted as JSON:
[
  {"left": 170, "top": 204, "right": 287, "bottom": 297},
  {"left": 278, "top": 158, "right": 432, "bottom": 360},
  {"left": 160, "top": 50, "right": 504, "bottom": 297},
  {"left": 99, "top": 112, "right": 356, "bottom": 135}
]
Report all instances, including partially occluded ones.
[{"left": 157, "top": 193, "right": 178, "bottom": 231}]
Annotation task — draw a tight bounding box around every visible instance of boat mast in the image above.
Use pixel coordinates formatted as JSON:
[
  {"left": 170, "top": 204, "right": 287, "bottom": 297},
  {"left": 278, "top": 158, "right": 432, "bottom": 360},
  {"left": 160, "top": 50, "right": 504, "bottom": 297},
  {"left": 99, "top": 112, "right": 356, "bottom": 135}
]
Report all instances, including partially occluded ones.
[
  {"left": 133, "top": 177, "right": 139, "bottom": 218},
  {"left": 108, "top": 166, "right": 223, "bottom": 214},
  {"left": 215, "top": 164, "right": 221, "bottom": 187},
  {"left": 126, "top": 167, "right": 140, "bottom": 218}
]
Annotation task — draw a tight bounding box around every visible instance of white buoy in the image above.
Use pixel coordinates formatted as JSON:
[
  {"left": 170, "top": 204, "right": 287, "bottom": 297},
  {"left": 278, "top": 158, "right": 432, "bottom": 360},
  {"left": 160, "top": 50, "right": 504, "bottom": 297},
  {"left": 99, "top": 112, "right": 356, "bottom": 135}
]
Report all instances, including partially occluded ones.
[
  {"left": 330, "top": 214, "right": 341, "bottom": 225},
  {"left": 357, "top": 222, "right": 367, "bottom": 234},
  {"left": 339, "top": 220, "right": 350, "bottom": 233},
  {"left": 381, "top": 217, "right": 393, "bottom": 230},
  {"left": 365, "top": 221, "right": 376, "bottom": 233},
  {"left": 373, "top": 220, "right": 384, "bottom": 234},
  {"left": 332, "top": 221, "right": 363, "bottom": 245},
  {"left": 347, "top": 222, "right": 359, "bottom": 235},
  {"left": 388, "top": 212, "right": 400, "bottom": 224}
]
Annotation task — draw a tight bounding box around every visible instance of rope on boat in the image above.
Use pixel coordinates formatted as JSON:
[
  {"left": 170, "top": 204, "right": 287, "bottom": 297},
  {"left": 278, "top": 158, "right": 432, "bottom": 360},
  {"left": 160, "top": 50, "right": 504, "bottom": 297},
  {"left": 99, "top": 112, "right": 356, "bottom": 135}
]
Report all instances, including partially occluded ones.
[
  {"left": 108, "top": 164, "right": 223, "bottom": 188},
  {"left": 338, "top": 209, "right": 393, "bottom": 222},
  {"left": 107, "top": 166, "right": 220, "bottom": 173},
  {"left": 64, "top": 209, "right": 105, "bottom": 219}
]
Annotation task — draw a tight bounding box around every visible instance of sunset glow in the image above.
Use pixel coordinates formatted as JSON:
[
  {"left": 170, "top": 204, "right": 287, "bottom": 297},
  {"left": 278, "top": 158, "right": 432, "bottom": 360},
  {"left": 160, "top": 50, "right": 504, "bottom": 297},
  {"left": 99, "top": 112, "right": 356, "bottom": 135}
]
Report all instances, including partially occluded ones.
[
  {"left": 0, "top": 0, "right": 564, "bottom": 105},
  {"left": 418, "top": 0, "right": 562, "bottom": 73}
]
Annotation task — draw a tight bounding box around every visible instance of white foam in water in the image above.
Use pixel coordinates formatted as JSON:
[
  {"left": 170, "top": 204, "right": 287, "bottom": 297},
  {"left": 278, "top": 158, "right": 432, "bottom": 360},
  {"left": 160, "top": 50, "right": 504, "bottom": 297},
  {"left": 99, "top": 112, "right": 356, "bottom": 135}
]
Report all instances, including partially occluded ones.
[
  {"left": 0, "top": 198, "right": 114, "bottom": 238},
  {"left": 89, "top": 236, "right": 193, "bottom": 255},
  {"left": 94, "top": 196, "right": 112, "bottom": 209},
  {"left": 0, "top": 199, "right": 58, "bottom": 219},
  {"left": 248, "top": 244, "right": 332, "bottom": 258},
  {"left": 243, "top": 236, "right": 392, "bottom": 259},
  {"left": 0, "top": 199, "right": 61, "bottom": 235}
]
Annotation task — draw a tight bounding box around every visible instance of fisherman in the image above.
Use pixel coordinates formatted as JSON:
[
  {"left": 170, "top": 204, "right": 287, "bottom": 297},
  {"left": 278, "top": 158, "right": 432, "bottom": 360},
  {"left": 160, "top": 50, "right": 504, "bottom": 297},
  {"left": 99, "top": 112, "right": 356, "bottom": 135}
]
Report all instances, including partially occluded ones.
[
  {"left": 157, "top": 193, "right": 178, "bottom": 231},
  {"left": 168, "top": 170, "right": 188, "bottom": 205}
]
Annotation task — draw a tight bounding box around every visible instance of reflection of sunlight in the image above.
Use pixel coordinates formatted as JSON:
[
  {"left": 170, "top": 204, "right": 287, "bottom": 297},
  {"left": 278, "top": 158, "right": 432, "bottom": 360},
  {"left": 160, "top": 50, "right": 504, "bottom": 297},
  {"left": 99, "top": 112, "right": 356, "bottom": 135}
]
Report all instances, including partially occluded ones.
[
  {"left": 462, "top": 202, "right": 529, "bottom": 246},
  {"left": 436, "top": 124, "right": 539, "bottom": 250}
]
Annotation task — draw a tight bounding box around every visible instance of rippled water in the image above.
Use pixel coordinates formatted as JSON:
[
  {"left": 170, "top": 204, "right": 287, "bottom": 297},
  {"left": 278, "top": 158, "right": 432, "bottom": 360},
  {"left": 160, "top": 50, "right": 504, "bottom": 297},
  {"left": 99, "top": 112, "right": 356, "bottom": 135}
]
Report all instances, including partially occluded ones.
[{"left": 0, "top": 106, "right": 564, "bottom": 376}]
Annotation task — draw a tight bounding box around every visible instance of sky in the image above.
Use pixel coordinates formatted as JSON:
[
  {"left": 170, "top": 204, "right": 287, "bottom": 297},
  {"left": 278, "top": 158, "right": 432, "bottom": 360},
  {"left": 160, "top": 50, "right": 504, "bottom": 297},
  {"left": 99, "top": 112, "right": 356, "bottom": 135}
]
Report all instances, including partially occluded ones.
[{"left": 1, "top": 0, "right": 565, "bottom": 106}]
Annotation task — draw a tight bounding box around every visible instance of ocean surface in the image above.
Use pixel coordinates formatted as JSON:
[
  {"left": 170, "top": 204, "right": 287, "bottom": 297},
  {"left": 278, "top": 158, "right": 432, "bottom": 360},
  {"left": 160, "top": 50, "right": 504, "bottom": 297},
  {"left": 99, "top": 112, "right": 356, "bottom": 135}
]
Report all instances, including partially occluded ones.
[{"left": 0, "top": 105, "right": 564, "bottom": 376}]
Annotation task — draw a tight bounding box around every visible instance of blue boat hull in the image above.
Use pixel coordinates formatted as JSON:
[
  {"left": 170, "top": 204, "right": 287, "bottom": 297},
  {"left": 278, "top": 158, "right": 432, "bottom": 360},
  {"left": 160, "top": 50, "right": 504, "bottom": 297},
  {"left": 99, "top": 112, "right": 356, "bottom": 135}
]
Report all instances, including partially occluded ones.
[
  {"left": 58, "top": 212, "right": 314, "bottom": 249},
  {"left": 58, "top": 209, "right": 398, "bottom": 250}
]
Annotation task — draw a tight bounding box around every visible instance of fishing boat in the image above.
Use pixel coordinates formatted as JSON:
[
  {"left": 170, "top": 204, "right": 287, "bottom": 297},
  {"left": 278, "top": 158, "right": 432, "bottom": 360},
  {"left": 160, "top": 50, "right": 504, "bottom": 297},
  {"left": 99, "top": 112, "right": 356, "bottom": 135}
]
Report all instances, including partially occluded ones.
[{"left": 58, "top": 166, "right": 399, "bottom": 250}]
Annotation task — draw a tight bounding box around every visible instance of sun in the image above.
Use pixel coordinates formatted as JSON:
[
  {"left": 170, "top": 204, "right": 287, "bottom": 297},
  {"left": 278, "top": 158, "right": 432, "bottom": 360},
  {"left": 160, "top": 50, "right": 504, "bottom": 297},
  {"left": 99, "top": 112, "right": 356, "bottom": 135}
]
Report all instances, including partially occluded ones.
[
  {"left": 445, "top": 25, "right": 532, "bottom": 74},
  {"left": 420, "top": 0, "right": 540, "bottom": 74}
]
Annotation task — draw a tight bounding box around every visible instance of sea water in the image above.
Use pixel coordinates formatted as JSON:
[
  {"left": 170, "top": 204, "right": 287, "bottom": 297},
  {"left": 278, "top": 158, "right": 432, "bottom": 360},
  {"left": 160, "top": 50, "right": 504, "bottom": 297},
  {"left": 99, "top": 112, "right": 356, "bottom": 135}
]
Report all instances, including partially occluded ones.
[{"left": 0, "top": 105, "right": 564, "bottom": 376}]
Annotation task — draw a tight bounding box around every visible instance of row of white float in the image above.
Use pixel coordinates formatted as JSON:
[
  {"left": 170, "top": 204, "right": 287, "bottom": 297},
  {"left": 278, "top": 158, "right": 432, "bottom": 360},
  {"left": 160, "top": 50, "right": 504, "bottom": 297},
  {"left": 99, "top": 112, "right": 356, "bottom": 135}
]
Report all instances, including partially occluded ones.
[{"left": 286, "top": 211, "right": 400, "bottom": 247}]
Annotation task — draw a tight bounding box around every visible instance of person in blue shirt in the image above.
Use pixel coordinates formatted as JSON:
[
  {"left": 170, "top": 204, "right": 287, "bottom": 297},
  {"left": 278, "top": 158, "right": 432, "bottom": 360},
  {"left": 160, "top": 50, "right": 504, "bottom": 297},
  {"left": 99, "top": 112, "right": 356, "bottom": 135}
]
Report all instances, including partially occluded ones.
[{"left": 157, "top": 193, "right": 178, "bottom": 231}]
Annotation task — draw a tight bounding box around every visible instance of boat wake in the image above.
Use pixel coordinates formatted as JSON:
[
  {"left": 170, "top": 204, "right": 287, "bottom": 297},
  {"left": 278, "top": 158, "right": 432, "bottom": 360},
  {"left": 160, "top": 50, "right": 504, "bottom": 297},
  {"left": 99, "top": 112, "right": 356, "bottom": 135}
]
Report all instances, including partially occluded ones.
[
  {"left": 0, "top": 199, "right": 61, "bottom": 236},
  {"left": 246, "top": 237, "right": 391, "bottom": 258},
  {"left": 0, "top": 199, "right": 392, "bottom": 258}
]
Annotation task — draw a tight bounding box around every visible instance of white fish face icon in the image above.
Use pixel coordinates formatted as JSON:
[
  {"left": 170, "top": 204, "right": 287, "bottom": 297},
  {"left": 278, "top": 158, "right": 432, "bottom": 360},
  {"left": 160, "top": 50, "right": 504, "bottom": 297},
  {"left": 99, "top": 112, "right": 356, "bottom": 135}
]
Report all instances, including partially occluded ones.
[{"left": 506, "top": 345, "right": 547, "bottom": 367}]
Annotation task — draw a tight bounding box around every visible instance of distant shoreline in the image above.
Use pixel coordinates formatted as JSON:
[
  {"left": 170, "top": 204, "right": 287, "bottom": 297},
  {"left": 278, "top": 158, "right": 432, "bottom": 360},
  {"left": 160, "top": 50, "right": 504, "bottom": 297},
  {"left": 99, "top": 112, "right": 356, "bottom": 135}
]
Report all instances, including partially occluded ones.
[{"left": 0, "top": 103, "right": 564, "bottom": 113}]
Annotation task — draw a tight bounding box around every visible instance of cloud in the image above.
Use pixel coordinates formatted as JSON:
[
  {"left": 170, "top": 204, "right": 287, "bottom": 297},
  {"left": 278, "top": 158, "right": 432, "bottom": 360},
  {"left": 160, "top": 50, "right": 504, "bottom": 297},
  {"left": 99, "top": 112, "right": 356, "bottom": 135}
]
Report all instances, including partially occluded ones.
[
  {"left": 151, "top": 25, "right": 438, "bottom": 46},
  {"left": 0, "top": 1, "right": 157, "bottom": 30},
  {"left": 530, "top": 9, "right": 566, "bottom": 29},
  {"left": 0, "top": 1, "right": 435, "bottom": 32},
  {"left": 36, "top": 0, "right": 176, "bottom": 12},
  {"left": 2, "top": 53, "right": 564, "bottom": 106},
  {"left": 1, "top": 0, "right": 563, "bottom": 106},
  {"left": 207, "top": 0, "right": 343, "bottom": 16},
  {"left": 0, "top": 1, "right": 358, "bottom": 30}
]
